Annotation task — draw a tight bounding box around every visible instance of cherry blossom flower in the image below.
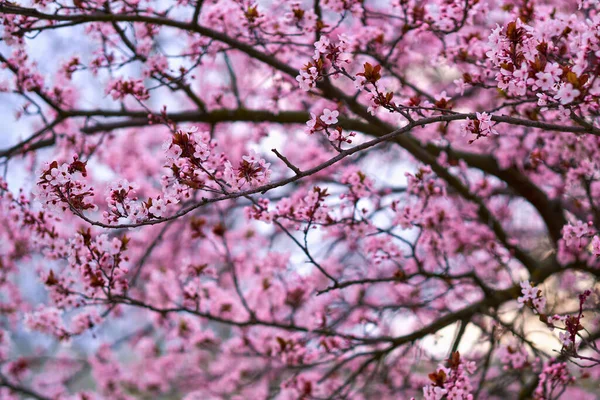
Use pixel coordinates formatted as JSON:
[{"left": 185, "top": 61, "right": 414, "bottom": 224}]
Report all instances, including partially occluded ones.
[
  {"left": 148, "top": 197, "right": 167, "bottom": 217},
  {"left": 320, "top": 108, "right": 339, "bottom": 125},
  {"left": 554, "top": 83, "right": 581, "bottom": 105},
  {"left": 518, "top": 281, "right": 546, "bottom": 313}
]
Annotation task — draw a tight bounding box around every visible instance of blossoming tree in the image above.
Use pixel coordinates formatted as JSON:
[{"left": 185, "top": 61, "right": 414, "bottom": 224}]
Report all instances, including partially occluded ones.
[{"left": 0, "top": 0, "right": 599, "bottom": 398}]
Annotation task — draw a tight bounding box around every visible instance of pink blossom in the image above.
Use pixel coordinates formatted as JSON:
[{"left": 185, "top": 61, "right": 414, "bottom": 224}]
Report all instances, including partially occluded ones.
[
  {"left": 149, "top": 197, "right": 167, "bottom": 217},
  {"left": 320, "top": 108, "right": 339, "bottom": 125},
  {"left": 314, "top": 37, "right": 330, "bottom": 54},
  {"left": 554, "top": 83, "right": 581, "bottom": 105}
]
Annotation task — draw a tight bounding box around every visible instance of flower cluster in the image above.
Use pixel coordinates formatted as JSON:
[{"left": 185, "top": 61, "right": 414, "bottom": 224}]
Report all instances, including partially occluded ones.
[
  {"left": 23, "top": 306, "right": 69, "bottom": 341},
  {"left": 405, "top": 166, "right": 446, "bottom": 198},
  {"left": 422, "top": 352, "right": 476, "bottom": 400},
  {"left": 246, "top": 186, "right": 333, "bottom": 229},
  {"left": 296, "top": 34, "right": 352, "bottom": 91},
  {"left": 558, "top": 221, "right": 596, "bottom": 263},
  {"left": 34, "top": 228, "right": 131, "bottom": 309},
  {"left": 364, "top": 236, "right": 402, "bottom": 266},
  {"left": 562, "top": 221, "right": 594, "bottom": 250},
  {"left": 498, "top": 344, "right": 529, "bottom": 370},
  {"left": 7, "top": 48, "right": 45, "bottom": 92},
  {"left": 103, "top": 179, "right": 142, "bottom": 223},
  {"left": 161, "top": 126, "right": 222, "bottom": 195},
  {"left": 518, "top": 281, "right": 546, "bottom": 314},
  {"left": 283, "top": 2, "right": 317, "bottom": 31},
  {"left": 107, "top": 77, "right": 150, "bottom": 101},
  {"left": 461, "top": 112, "right": 499, "bottom": 142},
  {"left": 223, "top": 151, "right": 272, "bottom": 191},
  {"left": 305, "top": 108, "right": 355, "bottom": 145},
  {"left": 340, "top": 168, "right": 374, "bottom": 201},
  {"left": 305, "top": 108, "right": 338, "bottom": 134},
  {"left": 556, "top": 289, "right": 592, "bottom": 351},
  {"left": 533, "top": 361, "right": 574, "bottom": 400},
  {"left": 486, "top": 18, "right": 595, "bottom": 108},
  {"left": 35, "top": 157, "right": 97, "bottom": 215}
]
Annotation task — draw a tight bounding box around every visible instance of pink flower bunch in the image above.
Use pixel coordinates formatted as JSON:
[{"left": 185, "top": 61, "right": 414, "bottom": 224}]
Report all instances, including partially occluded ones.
[
  {"left": 518, "top": 280, "right": 546, "bottom": 314},
  {"left": 223, "top": 151, "right": 272, "bottom": 191},
  {"left": 422, "top": 352, "right": 476, "bottom": 400},
  {"left": 107, "top": 77, "right": 150, "bottom": 101},
  {"left": 35, "top": 157, "right": 97, "bottom": 215}
]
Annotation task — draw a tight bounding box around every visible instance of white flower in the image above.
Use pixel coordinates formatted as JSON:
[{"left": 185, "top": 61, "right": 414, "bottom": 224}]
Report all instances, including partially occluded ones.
[
  {"left": 321, "top": 108, "right": 339, "bottom": 125},
  {"left": 193, "top": 143, "right": 210, "bottom": 160},
  {"left": 559, "top": 331, "right": 573, "bottom": 348},
  {"left": 149, "top": 198, "right": 166, "bottom": 217},
  {"left": 533, "top": 71, "right": 554, "bottom": 91},
  {"left": 47, "top": 164, "right": 70, "bottom": 186},
  {"left": 165, "top": 144, "right": 182, "bottom": 161},
  {"left": 314, "top": 36, "right": 330, "bottom": 54},
  {"left": 108, "top": 238, "right": 122, "bottom": 255},
  {"left": 242, "top": 150, "right": 261, "bottom": 164},
  {"left": 554, "top": 83, "right": 580, "bottom": 105},
  {"left": 305, "top": 112, "right": 318, "bottom": 133}
]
